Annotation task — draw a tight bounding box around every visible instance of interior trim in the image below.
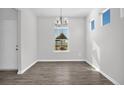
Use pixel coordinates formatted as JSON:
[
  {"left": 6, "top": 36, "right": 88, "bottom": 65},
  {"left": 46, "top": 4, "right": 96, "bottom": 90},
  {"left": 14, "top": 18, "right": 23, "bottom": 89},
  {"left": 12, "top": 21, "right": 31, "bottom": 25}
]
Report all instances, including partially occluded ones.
[
  {"left": 86, "top": 60, "right": 120, "bottom": 85},
  {"left": 37, "top": 59, "right": 85, "bottom": 62},
  {"left": 17, "top": 60, "right": 37, "bottom": 74}
]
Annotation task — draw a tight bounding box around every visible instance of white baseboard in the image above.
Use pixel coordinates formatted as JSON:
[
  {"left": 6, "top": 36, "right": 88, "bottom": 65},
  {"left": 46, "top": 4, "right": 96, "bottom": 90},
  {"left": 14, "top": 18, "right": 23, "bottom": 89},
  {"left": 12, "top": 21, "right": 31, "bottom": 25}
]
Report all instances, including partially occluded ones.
[
  {"left": 86, "top": 60, "right": 120, "bottom": 85},
  {"left": 86, "top": 60, "right": 100, "bottom": 71},
  {"left": 37, "top": 59, "right": 85, "bottom": 62},
  {"left": 17, "top": 60, "right": 37, "bottom": 74},
  {"left": 99, "top": 70, "right": 120, "bottom": 85}
]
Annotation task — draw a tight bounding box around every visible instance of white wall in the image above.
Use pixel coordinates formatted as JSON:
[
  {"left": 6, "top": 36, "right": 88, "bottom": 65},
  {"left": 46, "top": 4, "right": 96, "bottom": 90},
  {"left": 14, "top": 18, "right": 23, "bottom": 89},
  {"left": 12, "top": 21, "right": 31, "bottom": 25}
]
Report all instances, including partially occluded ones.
[
  {"left": 38, "top": 17, "right": 86, "bottom": 61},
  {"left": 18, "top": 9, "right": 37, "bottom": 73},
  {"left": 86, "top": 8, "right": 124, "bottom": 84},
  {"left": 0, "top": 8, "right": 17, "bottom": 70}
]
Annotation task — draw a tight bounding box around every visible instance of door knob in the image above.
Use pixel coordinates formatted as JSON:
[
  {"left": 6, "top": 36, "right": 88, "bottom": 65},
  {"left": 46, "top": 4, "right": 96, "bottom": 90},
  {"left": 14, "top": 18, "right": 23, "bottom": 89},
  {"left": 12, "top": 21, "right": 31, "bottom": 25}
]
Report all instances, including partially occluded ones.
[{"left": 16, "top": 48, "right": 18, "bottom": 51}]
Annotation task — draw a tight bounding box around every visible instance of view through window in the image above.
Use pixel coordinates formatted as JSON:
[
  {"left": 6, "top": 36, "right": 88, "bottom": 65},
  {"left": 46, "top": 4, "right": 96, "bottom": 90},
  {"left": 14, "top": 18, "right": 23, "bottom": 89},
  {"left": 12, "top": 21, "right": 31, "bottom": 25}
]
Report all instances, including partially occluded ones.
[{"left": 54, "top": 26, "right": 69, "bottom": 51}]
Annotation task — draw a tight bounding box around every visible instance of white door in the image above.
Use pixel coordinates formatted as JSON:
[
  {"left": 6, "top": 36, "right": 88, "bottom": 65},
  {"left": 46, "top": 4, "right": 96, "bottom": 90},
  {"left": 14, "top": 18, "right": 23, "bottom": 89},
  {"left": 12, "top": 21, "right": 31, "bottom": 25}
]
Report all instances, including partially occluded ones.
[{"left": 0, "top": 9, "right": 18, "bottom": 70}]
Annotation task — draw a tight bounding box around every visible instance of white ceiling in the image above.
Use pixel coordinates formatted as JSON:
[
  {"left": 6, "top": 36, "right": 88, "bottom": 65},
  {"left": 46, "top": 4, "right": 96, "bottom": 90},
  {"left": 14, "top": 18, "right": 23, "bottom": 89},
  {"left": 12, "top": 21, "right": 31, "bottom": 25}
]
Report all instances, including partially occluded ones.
[{"left": 30, "top": 8, "right": 93, "bottom": 18}]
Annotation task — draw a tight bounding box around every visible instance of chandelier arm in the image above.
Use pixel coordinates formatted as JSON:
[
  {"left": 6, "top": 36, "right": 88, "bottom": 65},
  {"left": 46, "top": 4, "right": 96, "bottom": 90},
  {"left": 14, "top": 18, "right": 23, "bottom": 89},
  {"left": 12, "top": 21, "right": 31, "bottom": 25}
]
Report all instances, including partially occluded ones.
[
  {"left": 60, "top": 8, "right": 62, "bottom": 17},
  {"left": 60, "top": 8, "right": 62, "bottom": 25}
]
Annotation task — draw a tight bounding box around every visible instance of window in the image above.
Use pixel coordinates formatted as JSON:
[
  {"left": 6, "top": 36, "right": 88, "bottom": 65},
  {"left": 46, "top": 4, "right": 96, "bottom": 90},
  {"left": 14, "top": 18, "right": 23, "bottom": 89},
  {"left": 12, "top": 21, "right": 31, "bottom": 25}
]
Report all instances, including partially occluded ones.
[
  {"left": 54, "top": 26, "right": 69, "bottom": 52},
  {"left": 91, "top": 19, "right": 95, "bottom": 31},
  {"left": 102, "top": 9, "right": 110, "bottom": 26}
]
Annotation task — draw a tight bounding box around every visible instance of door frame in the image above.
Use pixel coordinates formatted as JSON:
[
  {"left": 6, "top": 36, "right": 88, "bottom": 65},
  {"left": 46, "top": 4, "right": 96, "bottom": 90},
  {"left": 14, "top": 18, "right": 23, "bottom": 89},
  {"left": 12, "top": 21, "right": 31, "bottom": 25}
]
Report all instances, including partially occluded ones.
[
  {"left": 12, "top": 8, "right": 21, "bottom": 74},
  {"left": 17, "top": 9, "right": 21, "bottom": 74}
]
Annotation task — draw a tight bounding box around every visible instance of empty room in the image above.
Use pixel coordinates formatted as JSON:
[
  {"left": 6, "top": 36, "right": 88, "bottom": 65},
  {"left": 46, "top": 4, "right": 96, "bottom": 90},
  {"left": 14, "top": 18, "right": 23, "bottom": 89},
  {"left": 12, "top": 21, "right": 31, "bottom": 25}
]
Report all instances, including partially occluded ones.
[{"left": 0, "top": 8, "right": 124, "bottom": 85}]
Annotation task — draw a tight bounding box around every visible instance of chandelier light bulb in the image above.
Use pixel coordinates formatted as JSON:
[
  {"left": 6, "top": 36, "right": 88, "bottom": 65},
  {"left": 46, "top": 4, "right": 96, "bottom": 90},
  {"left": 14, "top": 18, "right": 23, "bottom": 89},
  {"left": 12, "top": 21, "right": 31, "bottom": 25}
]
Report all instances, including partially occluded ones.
[{"left": 54, "top": 8, "right": 68, "bottom": 27}]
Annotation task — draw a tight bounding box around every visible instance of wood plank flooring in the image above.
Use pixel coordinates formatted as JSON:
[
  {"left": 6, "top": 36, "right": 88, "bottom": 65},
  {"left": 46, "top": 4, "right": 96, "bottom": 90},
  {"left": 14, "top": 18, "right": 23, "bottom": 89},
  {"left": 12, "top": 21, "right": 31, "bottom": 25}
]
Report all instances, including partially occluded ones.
[{"left": 0, "top": 62, "right": 113, "bottom": 85}]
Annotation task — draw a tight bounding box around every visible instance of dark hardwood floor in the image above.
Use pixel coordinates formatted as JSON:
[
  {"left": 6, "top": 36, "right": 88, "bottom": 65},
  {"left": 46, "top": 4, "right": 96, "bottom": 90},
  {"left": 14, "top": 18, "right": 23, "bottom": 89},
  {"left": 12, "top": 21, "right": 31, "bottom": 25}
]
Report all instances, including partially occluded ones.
[{"left": 0, "top": 62, "right": 113, "bottom": 85}]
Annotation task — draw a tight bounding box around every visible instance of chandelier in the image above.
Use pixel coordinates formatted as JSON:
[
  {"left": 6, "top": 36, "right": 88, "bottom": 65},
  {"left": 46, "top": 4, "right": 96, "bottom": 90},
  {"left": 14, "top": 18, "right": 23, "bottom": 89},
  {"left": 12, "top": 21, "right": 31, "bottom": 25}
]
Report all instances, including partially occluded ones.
[{"left": 55, "top": 8, "right": 68, "bottom": 27}]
